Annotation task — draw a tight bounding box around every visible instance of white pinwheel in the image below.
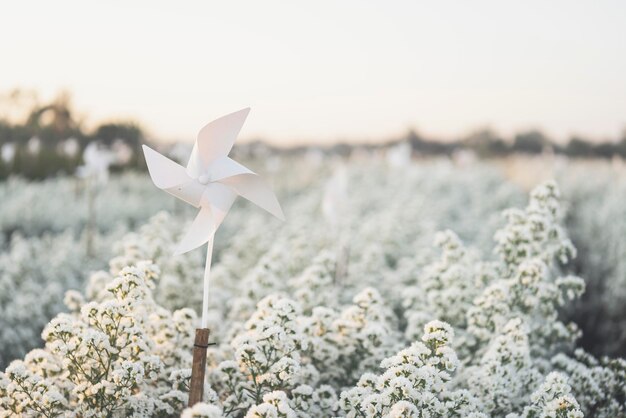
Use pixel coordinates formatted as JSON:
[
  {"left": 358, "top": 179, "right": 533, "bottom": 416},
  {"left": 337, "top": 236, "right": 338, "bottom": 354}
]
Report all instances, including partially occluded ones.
[
  {"left": 76, "top": 142, "right": 117, "bottom": 184},
  {"left": 142, "top": 108, "right": 284, "bottom": 327}
]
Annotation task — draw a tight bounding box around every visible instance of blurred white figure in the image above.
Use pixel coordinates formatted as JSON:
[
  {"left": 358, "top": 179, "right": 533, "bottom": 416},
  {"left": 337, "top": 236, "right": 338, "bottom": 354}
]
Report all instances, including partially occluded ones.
[
  {"left": 452, "top": 149, "right": 477, "bottom": 167},
  {"left": 553, "top": 154, "right": 568, "bottom": 176},
  {"left": 350, "top": 147, "right": 375, "bottom": 163},
  {"left": 322, "top": 165, "right": 348, "bottom": 226},
  {"left": 265, "top": 155, "right": 281, "bottom": 173},
  {"left": 75, "top": 142, "right": 117, "bottom": 257},
  {"left": 61, "top": 137, "right": 80, "bottom": 157},
  {"left": 27, "top": 136, "right": 41, "bottom": 155},
  {"left": 305, "top": 147, "right": 325, "bottom": 168},
  {"left": 76, "top": 142, "right": 117, "bottom": 184},
  {"left": 322, "top": 164, "right": 350, "bottom": 285},
  {"left": 386, "top": 141, "right": 412, "bottom": 168},
  {"left": 1, "top": 143, "right": 16, "bottom": 164},
  {"left": 112, "top": 139, "right": 133, "bottom": 165}
]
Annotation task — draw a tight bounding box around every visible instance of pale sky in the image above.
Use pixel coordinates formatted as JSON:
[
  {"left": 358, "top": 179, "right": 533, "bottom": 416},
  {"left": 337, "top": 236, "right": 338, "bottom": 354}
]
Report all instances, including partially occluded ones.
[{"left": 2, "top": 1, "right": 626, "bottom": 145}]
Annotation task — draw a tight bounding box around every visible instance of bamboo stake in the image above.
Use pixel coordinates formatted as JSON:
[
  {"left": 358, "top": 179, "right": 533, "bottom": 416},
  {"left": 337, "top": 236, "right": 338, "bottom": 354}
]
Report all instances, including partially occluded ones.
[{"left": 188, "top": 328, "right": 210, "bottom": 406}]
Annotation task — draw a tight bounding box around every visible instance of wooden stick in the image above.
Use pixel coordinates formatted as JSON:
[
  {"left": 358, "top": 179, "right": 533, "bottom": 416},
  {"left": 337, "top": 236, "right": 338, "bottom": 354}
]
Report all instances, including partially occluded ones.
[{"left": 188, "top": 328, "right": 210, "bottom": 407}]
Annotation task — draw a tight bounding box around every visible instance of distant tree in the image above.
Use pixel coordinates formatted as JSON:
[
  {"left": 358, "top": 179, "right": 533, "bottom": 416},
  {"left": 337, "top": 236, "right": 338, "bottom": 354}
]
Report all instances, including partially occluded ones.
[
  {"left": 91, "top": 122, "right": 146, "bottom": 169},
  {"left": 593, "top": 141, "right": 617, "bottom": 159},
  {"left": 512, "top": 130, "right": 549, "bottom": 154},
  {"left": 329, "top": 143, "right": 352, "bottom": 158},
  {"left": 0, "top": 90, "right": 148, "bottom": 179},
  {"left": 615, "top": 129, "right": 626, "bottom": 158},
  {"left": 404, "top": 129, "right": 456, "bottom": 155},
  {"left": 0, "top": 121, "right": 21, "bottom": 146},
  {"left": 463, "top": 129, "right": 509, "bottom": 157},
  {"left": 0, "top": 88, "right": 39, "bottom": 123},
  {"left": 93, "top": 122, "right": 144, "bottom": 147},
  {"left": 565, "top": 136, "right": 595, "bottom": 158},
  {"left": 406, "top": 129, "right": 423, "bottom": 149},
  {"left": 25, "top": 91, "right": 80, "bottom": 138}
]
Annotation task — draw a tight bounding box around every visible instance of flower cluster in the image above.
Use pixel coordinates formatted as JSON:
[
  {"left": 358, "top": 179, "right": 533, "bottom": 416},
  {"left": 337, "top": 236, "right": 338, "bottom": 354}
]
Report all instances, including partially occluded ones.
[
  {"left": 338, "top": 320, "right": 485, "bottom": 417},
  {"left": 402, "top": 230, "right": 496, "bottom": 347},
  {"left": 468, "top": 181, "right": 585, "bottom": 355},
  {"left": 0, "top": 262, "right": 196, "bottom": 417},
  {"left": 2, "top": 159, "right": 626, "bottom": 417},
  {"left": 494, "top": 181, "right": 575, "bottom": 269}
]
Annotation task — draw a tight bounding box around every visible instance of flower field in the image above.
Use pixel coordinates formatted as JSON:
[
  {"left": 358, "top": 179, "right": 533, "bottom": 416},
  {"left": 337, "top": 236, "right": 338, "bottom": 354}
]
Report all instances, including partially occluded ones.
[{"left": 1, "top": 156, "right": 625, "bottom": 417}]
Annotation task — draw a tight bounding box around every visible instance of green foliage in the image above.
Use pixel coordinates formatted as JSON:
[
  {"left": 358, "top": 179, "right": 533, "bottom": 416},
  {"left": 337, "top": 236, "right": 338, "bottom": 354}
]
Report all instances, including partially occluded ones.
[{"left": 0, "top": 94, "right": 147, "bottom": 179}]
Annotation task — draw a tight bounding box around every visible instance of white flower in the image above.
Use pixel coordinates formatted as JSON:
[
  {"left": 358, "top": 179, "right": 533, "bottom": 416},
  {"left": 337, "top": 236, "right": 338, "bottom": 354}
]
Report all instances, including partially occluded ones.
[{"left": 181, "top": 402, "right": 224, "bottom": 418}]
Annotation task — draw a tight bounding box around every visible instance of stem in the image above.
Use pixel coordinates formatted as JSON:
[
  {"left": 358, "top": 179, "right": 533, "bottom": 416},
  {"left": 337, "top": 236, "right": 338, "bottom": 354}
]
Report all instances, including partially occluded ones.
[
  {"left": 202, "top": 236, "right": 214, "bottom": 329},
  {"left": 86, "top": 179, "right": 96, "bottom": 257}
]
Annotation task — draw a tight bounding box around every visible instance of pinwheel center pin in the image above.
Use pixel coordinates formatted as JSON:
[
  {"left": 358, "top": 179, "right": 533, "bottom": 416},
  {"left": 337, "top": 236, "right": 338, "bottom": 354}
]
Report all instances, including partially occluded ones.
[{"left": 198, "top": 174, "right": 211, "bottom": 185}]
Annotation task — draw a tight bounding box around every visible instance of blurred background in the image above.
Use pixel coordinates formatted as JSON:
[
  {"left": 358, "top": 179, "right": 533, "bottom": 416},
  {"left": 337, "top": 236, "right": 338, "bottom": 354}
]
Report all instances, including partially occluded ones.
[
  {"left": 1, "top": 0, "right": 626, "bottom": 179},
  {"left": 2, "top": 1, "right": 626, "bottom": 366}
]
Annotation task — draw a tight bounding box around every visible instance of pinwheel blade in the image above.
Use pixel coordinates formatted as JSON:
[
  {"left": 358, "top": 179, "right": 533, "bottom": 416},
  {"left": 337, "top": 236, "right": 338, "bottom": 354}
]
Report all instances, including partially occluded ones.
[
  {"left": 187, "top": 108, "right": 250, "bottom": 175},
  {"left": 210, "top": 157, "right": 254, "bottom": 182},
  {"left": 143, "top": 145, "right": 205, "bottom": 207},
  {"left": 219, "top": 174, "right": 285, "bottom": 221},
  {"left": 173, "top": 206, "right": 215, "bottom": 255},
  {"left": 143, "top": 145, "right": 190, "bottom": 189},
  {"left": 186, "top": 143, "right": 203, "bottom": 178},
  {"left": 164, "top": 180, "right": 206, "bottom": 208},
  {"left": 200, "top": 183, "right": 238, "bottom": 229}
]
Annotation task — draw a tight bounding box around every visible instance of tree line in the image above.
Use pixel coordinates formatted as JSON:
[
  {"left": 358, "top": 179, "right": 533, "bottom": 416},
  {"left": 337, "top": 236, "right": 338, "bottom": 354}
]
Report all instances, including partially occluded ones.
[
  {"left": 2, "top": 91, "right": 625, "bottom": 179},
  {"left": 402, "top": 128, "right": 626, "bottom": 159},
  {"left": 0, "top": 92, "right": 146, "bottom": 180}
]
